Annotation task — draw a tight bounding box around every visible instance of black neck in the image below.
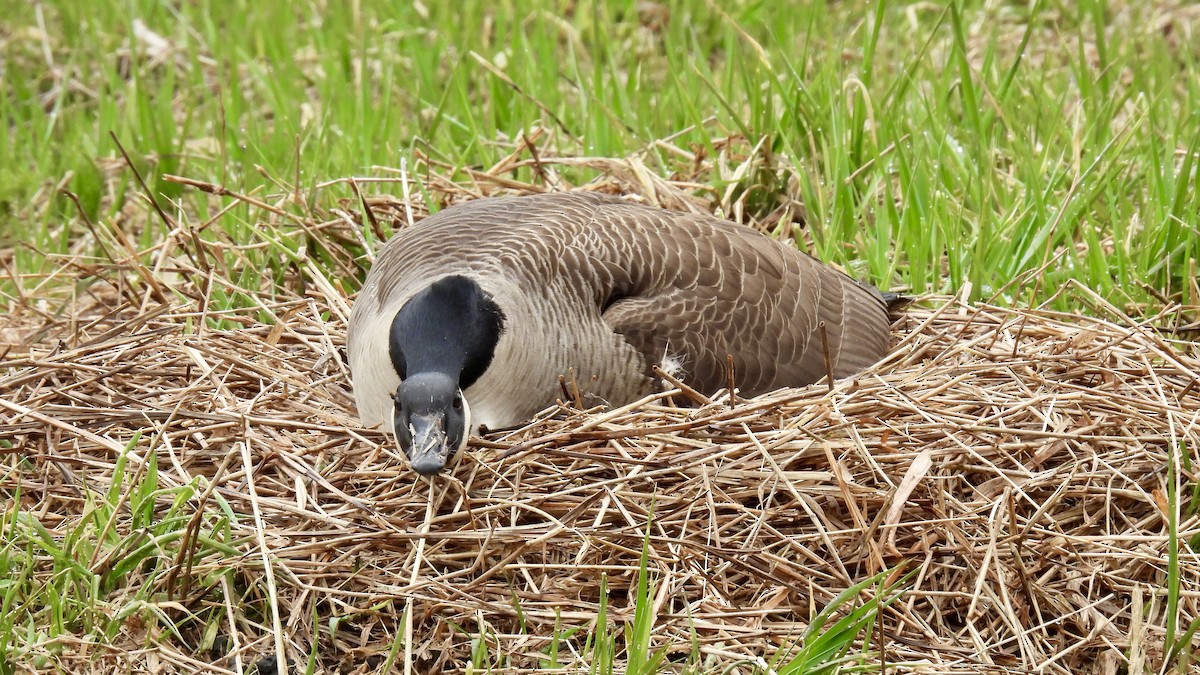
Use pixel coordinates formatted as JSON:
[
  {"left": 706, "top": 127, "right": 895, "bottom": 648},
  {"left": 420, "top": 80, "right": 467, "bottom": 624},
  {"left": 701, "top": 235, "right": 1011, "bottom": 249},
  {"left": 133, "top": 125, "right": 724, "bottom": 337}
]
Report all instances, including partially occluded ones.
[{"left": 388, "top": 275, "right": 504, "bottom": 389}]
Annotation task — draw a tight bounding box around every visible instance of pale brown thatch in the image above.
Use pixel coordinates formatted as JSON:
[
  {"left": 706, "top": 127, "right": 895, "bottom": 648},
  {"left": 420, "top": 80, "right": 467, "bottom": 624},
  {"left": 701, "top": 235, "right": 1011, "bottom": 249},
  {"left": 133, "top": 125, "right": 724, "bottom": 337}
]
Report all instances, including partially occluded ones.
[{"left": 2, "top": 161, "right": 1199, "bottom": 674}]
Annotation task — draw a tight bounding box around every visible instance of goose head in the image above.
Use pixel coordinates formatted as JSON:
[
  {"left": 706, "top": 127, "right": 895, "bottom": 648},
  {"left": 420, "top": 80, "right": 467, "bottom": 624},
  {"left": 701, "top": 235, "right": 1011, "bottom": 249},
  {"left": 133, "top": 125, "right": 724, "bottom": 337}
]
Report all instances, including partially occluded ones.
[
  {"left": 387, "top": 275, "right": 504, "bottom": 475},
  {"left": 391, "top": 372, "right": 470, "bottom": 475}
]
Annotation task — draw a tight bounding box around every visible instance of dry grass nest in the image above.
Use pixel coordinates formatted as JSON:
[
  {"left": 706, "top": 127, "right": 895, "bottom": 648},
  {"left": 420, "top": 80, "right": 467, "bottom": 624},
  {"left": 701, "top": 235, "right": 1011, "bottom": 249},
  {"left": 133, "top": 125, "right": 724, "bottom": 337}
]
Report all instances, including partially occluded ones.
[{"left": 2, "top": 167, "right": 1199, "bottom": 674}]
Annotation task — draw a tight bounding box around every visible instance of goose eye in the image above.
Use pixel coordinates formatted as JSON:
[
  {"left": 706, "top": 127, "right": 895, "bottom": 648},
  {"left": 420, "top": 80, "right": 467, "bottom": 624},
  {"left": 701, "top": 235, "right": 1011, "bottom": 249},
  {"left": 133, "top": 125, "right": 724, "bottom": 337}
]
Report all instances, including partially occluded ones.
[{"left": 452, "top": 394, "right": 463, "bottom": 410}]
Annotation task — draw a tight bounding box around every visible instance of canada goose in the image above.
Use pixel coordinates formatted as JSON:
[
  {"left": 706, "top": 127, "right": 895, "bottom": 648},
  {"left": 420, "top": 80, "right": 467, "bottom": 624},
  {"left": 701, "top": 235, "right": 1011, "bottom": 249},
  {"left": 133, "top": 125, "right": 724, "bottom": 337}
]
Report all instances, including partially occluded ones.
[{"left": 348, "top": 191, "right": 889, "bottom": 475}]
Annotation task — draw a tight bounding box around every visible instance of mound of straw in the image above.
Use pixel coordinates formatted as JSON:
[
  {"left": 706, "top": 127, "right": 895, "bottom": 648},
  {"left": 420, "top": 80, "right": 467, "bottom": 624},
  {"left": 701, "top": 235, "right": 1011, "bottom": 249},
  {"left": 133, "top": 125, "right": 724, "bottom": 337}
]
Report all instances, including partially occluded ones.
[{"left": 2, "top": 167, "right": 1199, "bottom": 674}]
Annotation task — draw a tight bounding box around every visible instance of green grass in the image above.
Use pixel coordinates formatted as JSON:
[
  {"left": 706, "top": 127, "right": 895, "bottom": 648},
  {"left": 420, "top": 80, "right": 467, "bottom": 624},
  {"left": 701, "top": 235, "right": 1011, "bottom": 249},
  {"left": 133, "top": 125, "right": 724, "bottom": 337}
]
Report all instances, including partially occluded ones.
[
  {"left": 769, "top": 567, "right": 913, "bottom": 675},
  {"left": 0, "top": 436, "right": 250, "bottom": 671},
  {"left": 2, "top": 0, "right": 1198, "bottom": 314},
  {"left": 1166, "top": 441, "right": 1200, "bottom": 673}
]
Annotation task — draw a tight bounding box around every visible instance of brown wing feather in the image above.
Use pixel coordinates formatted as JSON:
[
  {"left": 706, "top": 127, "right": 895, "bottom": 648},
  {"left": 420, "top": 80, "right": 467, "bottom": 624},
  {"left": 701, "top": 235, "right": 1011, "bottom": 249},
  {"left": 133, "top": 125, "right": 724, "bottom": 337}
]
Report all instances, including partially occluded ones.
[{"left": 581, "top": 199, "right": 888, "bottom": 396}]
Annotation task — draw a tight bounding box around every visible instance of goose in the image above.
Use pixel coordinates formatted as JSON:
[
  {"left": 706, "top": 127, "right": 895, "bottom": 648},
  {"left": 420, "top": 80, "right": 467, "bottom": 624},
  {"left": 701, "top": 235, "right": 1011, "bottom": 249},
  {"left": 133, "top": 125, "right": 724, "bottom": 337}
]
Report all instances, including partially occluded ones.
[{"left": 348, "top": 191, "right": 890, "bottom": 475}]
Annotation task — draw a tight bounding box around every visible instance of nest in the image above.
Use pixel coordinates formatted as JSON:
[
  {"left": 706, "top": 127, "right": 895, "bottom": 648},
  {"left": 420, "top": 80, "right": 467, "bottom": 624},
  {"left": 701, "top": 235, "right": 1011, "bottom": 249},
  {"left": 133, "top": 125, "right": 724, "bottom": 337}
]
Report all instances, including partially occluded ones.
[
  {"left": 3, "top": 286, "right": 1197, "bottom": 673},
  {"left": 1, "top": 163, "right": 1199, "bottom": 673}
]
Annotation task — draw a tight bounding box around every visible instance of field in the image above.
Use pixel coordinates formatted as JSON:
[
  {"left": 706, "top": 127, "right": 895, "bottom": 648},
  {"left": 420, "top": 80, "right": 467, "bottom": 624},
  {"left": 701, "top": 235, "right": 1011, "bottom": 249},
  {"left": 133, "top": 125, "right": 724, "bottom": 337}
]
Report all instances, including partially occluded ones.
[{"left": 2, "top": 0, "right": 1199, "bottom": 673}]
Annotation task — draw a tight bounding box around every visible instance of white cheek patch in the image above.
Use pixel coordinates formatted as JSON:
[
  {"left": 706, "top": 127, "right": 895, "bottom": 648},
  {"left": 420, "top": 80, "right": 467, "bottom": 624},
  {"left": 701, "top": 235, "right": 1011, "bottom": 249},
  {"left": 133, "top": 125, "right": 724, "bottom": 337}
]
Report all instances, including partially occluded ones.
[{"left": 457, "top": 396, "right": 473, "bottom": 453}]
